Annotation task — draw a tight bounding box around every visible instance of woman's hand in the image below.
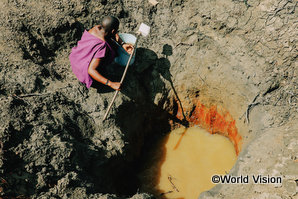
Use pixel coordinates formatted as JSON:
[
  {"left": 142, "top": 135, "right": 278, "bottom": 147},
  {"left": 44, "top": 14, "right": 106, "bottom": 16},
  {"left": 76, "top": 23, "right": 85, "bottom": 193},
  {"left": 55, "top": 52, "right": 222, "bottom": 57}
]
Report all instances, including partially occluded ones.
[
  {"left": 122, "top": 43, "right": 134, "bottom": 54},
  {"left": 108, "top": 81, "right": 121, "bottom": 91},
  {"left": 88, "top": 58, "right": 122, "bottom": 90}
]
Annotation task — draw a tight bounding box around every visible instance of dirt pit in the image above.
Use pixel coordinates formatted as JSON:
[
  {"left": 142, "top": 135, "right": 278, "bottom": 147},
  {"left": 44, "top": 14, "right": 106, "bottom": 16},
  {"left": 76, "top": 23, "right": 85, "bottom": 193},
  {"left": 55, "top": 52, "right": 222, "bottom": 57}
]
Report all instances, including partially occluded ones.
[
  {"left": 0, "top": 0, "right": 296, "bottom": 198},
  {"left": 139, "top": 126, "right": 237, "bottom": 199}
]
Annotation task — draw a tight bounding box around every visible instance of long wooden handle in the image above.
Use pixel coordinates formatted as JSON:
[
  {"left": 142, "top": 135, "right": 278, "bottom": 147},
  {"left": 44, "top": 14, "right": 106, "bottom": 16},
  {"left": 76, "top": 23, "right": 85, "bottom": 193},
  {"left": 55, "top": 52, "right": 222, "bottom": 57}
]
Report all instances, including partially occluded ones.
[{"left": 103, "top": 36, "right": 139, "bottom": 120}]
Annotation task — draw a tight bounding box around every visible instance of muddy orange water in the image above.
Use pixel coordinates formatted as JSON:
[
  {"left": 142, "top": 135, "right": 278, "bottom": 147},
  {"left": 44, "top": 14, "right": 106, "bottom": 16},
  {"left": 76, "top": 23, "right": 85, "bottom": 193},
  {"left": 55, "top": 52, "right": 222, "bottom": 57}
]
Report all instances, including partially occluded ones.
[{"left": 139, "top": 126, "right": 237, "bottom": 199}]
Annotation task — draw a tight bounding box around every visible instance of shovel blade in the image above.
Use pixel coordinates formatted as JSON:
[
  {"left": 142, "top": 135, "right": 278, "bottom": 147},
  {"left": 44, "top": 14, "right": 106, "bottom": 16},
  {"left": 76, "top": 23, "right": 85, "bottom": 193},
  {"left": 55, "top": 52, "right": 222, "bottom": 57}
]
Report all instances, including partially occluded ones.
[{"left": 138, "top": 23, "right": 150, "bottom": 37}]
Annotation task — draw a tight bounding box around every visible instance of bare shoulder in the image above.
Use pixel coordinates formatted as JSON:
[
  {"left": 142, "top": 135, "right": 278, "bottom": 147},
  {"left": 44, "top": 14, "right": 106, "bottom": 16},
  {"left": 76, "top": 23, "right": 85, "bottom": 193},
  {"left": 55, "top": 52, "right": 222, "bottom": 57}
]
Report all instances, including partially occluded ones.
[{"left": 88, "top": 25, "right": 105, "bottom": 41}]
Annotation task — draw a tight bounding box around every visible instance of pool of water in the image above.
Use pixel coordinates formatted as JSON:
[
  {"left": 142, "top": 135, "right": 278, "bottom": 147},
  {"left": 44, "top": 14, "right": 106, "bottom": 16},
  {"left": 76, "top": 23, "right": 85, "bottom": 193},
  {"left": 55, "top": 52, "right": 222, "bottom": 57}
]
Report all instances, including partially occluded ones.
[{"left": 139, "top": 126, "right": 237, "bottom": 199}]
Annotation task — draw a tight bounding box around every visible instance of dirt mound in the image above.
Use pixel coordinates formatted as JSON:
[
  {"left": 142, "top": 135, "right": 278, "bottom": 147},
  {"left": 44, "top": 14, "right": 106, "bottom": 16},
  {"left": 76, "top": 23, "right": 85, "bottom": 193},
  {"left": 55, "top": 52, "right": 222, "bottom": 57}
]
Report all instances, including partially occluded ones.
[{"left": 0, "top": 0, "right": 296, "bottom": 198}]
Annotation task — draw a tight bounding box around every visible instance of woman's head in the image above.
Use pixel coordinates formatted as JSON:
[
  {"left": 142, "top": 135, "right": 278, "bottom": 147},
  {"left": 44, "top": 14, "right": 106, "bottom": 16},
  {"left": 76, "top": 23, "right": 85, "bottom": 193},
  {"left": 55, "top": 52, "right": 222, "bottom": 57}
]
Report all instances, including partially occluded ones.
[{"left": 101, "top": 16, "right": 119, "bottom": 38}]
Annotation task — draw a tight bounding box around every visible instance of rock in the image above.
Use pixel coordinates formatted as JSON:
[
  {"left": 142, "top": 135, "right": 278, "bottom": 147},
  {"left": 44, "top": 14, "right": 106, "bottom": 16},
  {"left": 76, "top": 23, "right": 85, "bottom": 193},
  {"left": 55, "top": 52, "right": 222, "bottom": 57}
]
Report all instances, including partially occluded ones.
[{"left": 283, "top": 180, "right": 297, "bottom": 196}]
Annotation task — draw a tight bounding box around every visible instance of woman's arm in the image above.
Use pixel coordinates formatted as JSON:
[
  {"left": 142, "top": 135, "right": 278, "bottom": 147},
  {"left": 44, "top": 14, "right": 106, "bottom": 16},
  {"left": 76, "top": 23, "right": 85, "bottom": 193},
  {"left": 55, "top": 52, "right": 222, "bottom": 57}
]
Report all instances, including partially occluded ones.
[
  {"left": 115, "top": 33, "right": 134, "bottom": 54},
  {"left": 115, "top": 33, "right": 124, "bottom": 45},
  {"left": 88, "top": 58, "right": 121, "bottom": 90}
]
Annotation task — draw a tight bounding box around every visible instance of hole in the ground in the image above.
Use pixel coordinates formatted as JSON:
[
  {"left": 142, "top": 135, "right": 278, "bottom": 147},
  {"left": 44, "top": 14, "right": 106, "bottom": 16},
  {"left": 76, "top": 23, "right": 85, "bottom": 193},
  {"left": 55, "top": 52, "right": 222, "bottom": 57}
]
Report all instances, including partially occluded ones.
[{"left": 133, "top": 99, "right": 242, "bottom": 198}]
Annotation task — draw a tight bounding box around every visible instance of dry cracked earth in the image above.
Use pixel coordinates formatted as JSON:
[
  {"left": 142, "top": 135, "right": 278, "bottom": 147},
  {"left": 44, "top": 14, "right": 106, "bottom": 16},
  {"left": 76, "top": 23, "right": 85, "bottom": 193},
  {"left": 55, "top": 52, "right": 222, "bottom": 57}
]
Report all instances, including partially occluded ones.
[{"left": 0, "top": 0, "right": 297, "bottom": 199}]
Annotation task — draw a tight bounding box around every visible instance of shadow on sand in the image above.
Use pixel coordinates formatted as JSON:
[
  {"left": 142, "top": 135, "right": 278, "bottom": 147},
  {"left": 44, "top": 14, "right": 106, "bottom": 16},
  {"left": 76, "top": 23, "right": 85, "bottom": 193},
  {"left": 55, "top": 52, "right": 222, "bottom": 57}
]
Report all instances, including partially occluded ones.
[{"left": 108, "top": 45, "right": 189, "bottom": 197}]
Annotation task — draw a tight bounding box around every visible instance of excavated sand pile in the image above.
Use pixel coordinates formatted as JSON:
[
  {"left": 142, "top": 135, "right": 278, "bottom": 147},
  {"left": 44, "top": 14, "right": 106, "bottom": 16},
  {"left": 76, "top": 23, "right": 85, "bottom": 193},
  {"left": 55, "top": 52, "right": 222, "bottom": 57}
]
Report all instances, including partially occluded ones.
[{"left": 0, "top": 0, "right": 296, "bottom": 198}]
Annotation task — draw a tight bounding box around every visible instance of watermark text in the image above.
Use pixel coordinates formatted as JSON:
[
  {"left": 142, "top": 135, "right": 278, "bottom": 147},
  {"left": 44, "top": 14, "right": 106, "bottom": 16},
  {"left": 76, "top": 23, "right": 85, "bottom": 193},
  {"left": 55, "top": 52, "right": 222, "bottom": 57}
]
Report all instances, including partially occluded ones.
[{"left": 211, "top": 174, "right": 282, "bottom": 184}]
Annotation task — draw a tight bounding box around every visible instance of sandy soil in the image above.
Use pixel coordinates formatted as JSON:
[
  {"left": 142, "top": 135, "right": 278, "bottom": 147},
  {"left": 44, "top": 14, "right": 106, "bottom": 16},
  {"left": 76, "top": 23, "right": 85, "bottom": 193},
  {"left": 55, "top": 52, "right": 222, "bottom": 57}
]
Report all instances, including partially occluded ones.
[{"left": 0, "top": 0, "right": 296, "bottom": 198}]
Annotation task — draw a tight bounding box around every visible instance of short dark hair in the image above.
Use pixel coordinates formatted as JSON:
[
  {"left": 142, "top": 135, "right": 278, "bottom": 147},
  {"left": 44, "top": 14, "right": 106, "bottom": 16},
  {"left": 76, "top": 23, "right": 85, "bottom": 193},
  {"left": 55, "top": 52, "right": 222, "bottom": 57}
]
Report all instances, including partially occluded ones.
[{"left": 101, "top": 16, "right": 119, "bottom": 33}]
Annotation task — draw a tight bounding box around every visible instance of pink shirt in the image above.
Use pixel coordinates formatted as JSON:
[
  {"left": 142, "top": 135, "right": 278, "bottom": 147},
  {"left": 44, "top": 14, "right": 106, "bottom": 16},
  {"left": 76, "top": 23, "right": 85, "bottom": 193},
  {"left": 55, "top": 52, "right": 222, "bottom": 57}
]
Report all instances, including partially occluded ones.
[{"left": 69, "top": 30, "right": 116, "bottom": 88}]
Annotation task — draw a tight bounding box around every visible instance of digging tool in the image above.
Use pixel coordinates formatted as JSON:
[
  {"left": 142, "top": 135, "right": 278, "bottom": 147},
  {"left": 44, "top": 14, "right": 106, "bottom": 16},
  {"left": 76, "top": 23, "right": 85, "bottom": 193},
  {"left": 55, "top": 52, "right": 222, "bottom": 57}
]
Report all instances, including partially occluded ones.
[{"left": 103, "top": 23, "right": 150, "bottom": 120}]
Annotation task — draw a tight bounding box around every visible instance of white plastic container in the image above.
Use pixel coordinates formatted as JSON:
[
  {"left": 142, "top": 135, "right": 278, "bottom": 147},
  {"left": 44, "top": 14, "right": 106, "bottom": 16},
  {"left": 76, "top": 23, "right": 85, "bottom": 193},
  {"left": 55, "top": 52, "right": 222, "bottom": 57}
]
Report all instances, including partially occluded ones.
[{"left": 115, "top": 33, "right": 137, "bottom": 66}]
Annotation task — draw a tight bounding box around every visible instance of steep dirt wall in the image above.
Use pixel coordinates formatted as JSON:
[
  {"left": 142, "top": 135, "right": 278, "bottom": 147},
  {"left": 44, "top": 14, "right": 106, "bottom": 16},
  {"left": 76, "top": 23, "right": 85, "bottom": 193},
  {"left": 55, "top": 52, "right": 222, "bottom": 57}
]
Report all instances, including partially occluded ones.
[{"left": 0, "top": 0, "right": 296, "bottom": 198}]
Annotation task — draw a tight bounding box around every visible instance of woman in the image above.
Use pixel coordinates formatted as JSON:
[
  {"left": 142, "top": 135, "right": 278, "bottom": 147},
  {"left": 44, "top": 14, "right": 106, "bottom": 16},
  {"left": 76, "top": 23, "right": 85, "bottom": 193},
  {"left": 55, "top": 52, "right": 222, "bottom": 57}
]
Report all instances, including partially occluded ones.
[{"left": 69, "top": 16, "right": 133, "bottom": 91}]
